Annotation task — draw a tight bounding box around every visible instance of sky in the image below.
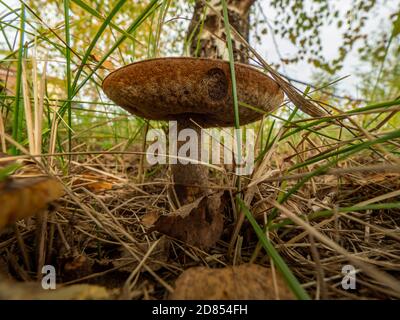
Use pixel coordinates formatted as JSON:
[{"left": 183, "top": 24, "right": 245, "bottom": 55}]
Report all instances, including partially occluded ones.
[
  {"left": 1, "top": 0, "right": 398, "bottom": 99},
  {"left": 254, "top": 0, "right": 399, "bottom": 99}
]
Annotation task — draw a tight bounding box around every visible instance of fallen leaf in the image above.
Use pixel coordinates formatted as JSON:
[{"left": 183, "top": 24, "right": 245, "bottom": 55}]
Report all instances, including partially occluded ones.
[
  {"left": 0, "top": 177, "right": 64, "bottom": 229},
  {"left": 61, "top": 254, "right": 93, "bottom": 282},
  {"left": 89, "top": 54, "right": 115, "bottom": 70},
  {"left": 152, "top": 193, "right": 224, "bottom": 249},
  {"left": 86, "top": 181, "right": 113, "bottom": 192},
  {"left": 0, "top": 273, "right": 112, "bottom": 300},
  {"left": 141, "top": 210, "right": 160, "bottom": 227},
  {"left": 72, "top": 174, "right": 114, "bottom": 192},
  {"left": 170, "top": 264, "right": 295, "bottom": 300}
]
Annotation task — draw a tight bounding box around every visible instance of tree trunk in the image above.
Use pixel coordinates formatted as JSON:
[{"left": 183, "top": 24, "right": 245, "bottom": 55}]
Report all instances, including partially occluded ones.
[{"left": 187, "top": 0, "right": 255, "bottom": 63}]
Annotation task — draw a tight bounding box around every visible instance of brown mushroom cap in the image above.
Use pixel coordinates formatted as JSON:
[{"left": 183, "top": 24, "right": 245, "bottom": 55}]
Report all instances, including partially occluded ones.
[{"left": 102, "top": 57, "right": 284, "bottom": 127}]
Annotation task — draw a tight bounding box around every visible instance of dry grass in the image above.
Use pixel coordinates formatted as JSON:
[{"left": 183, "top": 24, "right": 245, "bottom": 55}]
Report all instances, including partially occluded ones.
[
  {"left": 1, "top": 136, "right": 399, "bottom": 299},
  {"left": 0, "top": 0, "right": 399, "bottom": 300}
]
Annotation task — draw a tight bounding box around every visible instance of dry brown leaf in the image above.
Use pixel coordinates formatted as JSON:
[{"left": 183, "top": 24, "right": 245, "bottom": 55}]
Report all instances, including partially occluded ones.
[
  {"left": 0, "top": 273, "right": 112, "bottom": 300},
  {"left": 73, "top": 174, "right": 114, "bottom": 192},
  {"left": 170, "top": 264, "right": 294, "bottom": 300},
  {"left": 48, "top": 284, "right": 112, "bottom": 300},
  {"left": 89, "top": 54, "right": 115, "bottom": 70},
  {"left": 152, "top": 193, "right": 224, "bottom": 248},
  {"left": 61, "top": 254, "right": 93, "bottom": 282},
  {"left": 141, "top": 210, "right": 160, "bottom": 227},
  {"left": 0, "top": 177, "right": 64, "bottom": 229},
  {"left": 86, "top": 181, "right": 113, "bottom": 192}
]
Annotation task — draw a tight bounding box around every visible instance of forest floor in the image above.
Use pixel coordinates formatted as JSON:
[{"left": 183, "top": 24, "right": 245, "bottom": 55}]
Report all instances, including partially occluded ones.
[{"left": 1, "top": 142, "right": 399, "bottom": 300}]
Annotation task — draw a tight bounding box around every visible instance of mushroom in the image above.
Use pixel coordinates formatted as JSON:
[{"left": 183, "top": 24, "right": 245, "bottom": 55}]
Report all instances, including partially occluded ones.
[
  {"left": 102, "top": 57, "right": 283, "bottom": 247},
  {"left": 0, "top": 176, "right": 64, "bottom": 229},
  {"left": 170, "top": 263, "right": 294, "bottom": 300}
]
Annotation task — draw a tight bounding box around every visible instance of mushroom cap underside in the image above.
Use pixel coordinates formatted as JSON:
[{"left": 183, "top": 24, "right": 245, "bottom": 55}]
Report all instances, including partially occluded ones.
[{"left": 102, "top": 57, "right": 284, "bottom": 127}]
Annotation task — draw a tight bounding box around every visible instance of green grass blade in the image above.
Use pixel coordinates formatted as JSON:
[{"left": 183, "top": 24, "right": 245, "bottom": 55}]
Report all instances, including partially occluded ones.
[
  {"left": 267, "top": 128, "right": 400, "bottom": 222},
  {"left": 72, "top": 0, "right": 128, "bottom": 90},
  {"left": 11, "top": 3, "right": 25, "bottom": 155},
  {"left": 70, "top": 0, "right": 160, "bottom": 102},
  {"left": 221, "top": 0, "right": 239, "bottom": 130},
  {"left": 222, "top": 0, "right": 242, "bottom": 193},
  {"left": 64, "top": 0, "right": 72, "bottom": 158},
  {"left": 271, "top": 202, "right": 400, "bottom": 231},
  {"left": 237, "top": 197, "right": 311, "bottom": 300},
  {"left": 70, "top": 0, "right": 141, "bottom": 44},
  {"left": 290, "top": 128, "right": 400, "bottom": 172},
  {"left": 0, "top": 163, "right": 22, "bottom": 182}
]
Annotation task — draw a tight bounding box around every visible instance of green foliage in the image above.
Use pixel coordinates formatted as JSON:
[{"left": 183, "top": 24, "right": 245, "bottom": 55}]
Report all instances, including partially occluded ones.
[
  {"left": 238, "top": 197, "right": 311, "bottom": 300},
  {"left": 0, "top": 163, "right": 21, "bottom": 181},
  {"left": 267, "top": 0, "right": 399, "bottom": 74},
  {"left": 0, "top": 0, "right": 399, "bottom": 300}
]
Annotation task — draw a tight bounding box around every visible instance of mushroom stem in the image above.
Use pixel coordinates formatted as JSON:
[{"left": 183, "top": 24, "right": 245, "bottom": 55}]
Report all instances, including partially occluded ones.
[{"left": 171, "top": 119, "right": 209, "bottom": 205}]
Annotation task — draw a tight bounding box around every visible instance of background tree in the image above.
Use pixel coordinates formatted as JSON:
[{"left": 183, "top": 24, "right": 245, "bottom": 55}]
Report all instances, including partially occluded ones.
[{"left": 260, "top": 0, "right": 400, "bottom": 76}]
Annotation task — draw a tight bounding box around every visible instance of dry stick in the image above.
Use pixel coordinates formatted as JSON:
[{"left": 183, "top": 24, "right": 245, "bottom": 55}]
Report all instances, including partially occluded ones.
[
  {"left": 13, "top": 224, "right": 31, "bottom": 274},
  {"left": 373, "top": 110, "right": 398, "bottom": 131},
  {"left": 7, "top": 250, "right": 31, "bottom": 282},
  {"left": 286, "top": 216, "right": 337, "bottom": 245},
  {"left": 46, "top": 216, "right": 55, "bottom": 264},
  {"left": 285, "top": 128, "right": 399, "bottom": 164},
  {"left": 80, "top": 188, "right": 174, "bottom": 293},
  {"left": 290, "top": 105, "right": 400, "bottom": 123},
  {"left": 347, "top": 117, "right": 400, "bottom": 165},
  {"left": 270, "top": 200, "right": 400, "bottom": 297},
  {"left": 48, "top": 104, "right": 60, "bottom": 169},
  {"left": 265, "top": 223, "right": 280, "bottom": 300},
  {"left": 307, "top": 228, "right": 327, "bottom": 299},
  {"left": 335, "top": 212, "right": 400, "bottom": 242},
  {"left": 36, "top": 210, "right": 48, "bottom": 280},
  {"left": 356, "top": 189, "right": 400, "bottom": 207},
  {"left": 0, "top": 111, "right": 6, "bottom": 153},
  {"left": 36, "top": 53, "right": 47, "bottom": 158},
  {"left": 0, "top": 148, "right": 223, "bottom": 171},
  {"left": 56, "top": 223, "right": 71, "bottom": 252},
  {"left": 71, "top": 160, "right": 127, "bottom": 182},
  {"left": 302, "top": 269, "right": 361, "bottom": 288},
  {"left": 32, "top": 42, "right": 40, "bottom": 157},
  {"left": 60, "top": 116, "right": 126, "bottom": 145},
  {"left": 288, "top": 139, "right": 317, "bottom": 195},
  {"left": 70, "top": 159, "right": 150, "bottom": 197},
  {"left": 30, "top": 52, "right": 49, "bottom": 277},
  {"left": 228, "top": 128, "right": 284, "bottom": 256},
  {"left": 249, "top": 164, "right": 400, "bottom": 185},
  {"left": 138, "top": 121, "right": 150, "bottom": 184},
  {"left": 60, "top": 261, "right": 134, "bottom": 286},
  {"left": 21, "top": 61, "right": 35, "bottom": 155},
  {"left": 124, "top": 238, "right": 161, "bottom": 294},
  {"left": 32, "top": 43, "right": 39, "bottom": 154},
  {"left": 82, "top": 141, "right": 126, "bottom": 166}
]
